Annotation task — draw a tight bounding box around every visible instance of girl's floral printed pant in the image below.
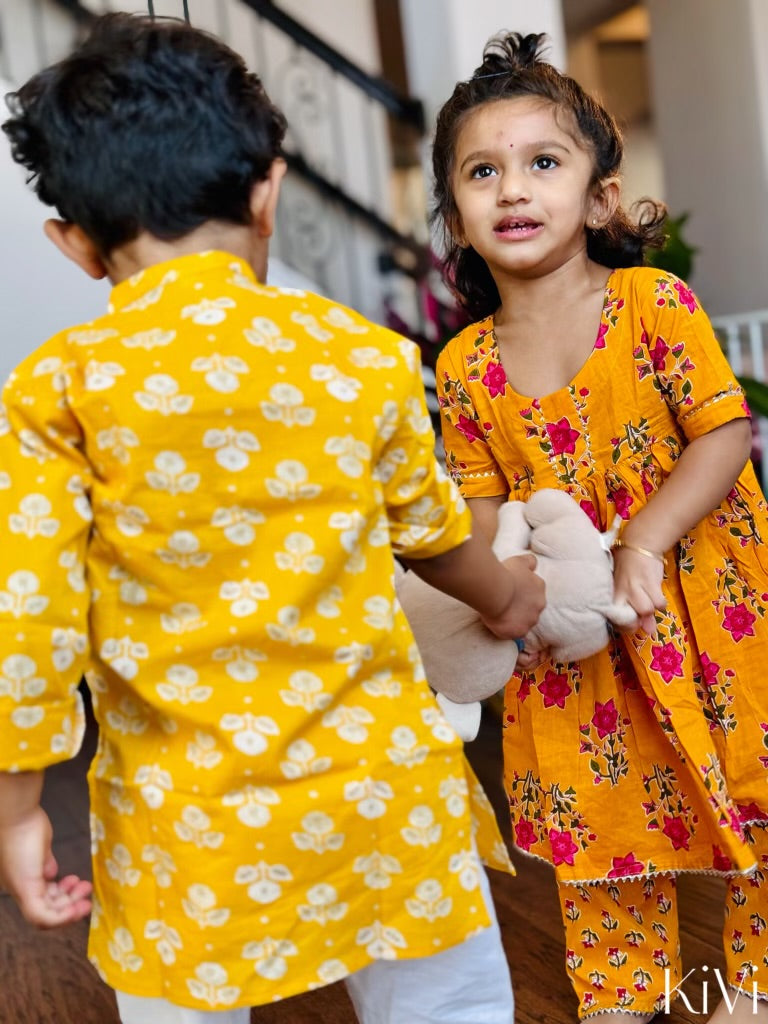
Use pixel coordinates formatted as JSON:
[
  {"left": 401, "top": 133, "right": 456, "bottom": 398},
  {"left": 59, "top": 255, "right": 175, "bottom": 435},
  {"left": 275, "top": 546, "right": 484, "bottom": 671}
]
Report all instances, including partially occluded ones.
[{"left": 559, "top": 830, "right": 768, "bottom": 1019}]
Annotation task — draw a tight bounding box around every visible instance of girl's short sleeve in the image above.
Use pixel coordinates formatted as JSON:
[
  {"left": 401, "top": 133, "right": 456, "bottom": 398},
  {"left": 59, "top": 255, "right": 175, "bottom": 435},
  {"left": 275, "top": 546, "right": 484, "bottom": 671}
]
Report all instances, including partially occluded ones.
[
  {"left": 435, "top": 342, "right": 507, "bottom": 498},
  {"left": 639, "top": 271, "right": 749, "bottom": 441}
]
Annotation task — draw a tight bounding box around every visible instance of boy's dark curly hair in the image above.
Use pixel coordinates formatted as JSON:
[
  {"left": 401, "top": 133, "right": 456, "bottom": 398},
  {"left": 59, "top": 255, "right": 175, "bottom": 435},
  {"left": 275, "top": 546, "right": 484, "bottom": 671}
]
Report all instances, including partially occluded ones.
[
  {"left": 2, "top": 13, "right": 286, "bottom": 256},
  {"left": 431, "top": 32, "right": 667, "bottom": 321}
]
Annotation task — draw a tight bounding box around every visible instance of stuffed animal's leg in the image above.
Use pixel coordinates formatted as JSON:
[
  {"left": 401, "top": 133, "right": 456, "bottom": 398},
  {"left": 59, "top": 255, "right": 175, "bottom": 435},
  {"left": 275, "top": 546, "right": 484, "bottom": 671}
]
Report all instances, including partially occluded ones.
[{"left": 435, "top": 694, "right": 483, "bottom": 743}]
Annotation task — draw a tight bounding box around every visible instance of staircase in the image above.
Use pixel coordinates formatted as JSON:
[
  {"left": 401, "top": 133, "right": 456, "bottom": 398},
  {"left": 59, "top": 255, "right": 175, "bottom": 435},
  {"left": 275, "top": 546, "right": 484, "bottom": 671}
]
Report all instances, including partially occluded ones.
[{"left": 0, "top": 0, "right": 446, "bottom": 384}]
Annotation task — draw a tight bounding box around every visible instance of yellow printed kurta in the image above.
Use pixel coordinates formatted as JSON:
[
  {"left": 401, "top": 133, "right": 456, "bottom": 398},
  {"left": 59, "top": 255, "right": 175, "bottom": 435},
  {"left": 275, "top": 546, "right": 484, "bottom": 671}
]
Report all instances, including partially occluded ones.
[
  {"left": 437, "top": 266, "right": 768, "bottom": 885},
  {"left": 0, "top": 251, "right": 511, "bottom": 1009}
]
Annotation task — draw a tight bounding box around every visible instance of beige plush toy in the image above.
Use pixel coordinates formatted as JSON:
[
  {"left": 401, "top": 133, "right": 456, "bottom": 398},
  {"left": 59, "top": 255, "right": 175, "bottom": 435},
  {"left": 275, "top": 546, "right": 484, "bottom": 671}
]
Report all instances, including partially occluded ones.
[{"left": 395, "top": 489, "right": 637, "bottom": 741}]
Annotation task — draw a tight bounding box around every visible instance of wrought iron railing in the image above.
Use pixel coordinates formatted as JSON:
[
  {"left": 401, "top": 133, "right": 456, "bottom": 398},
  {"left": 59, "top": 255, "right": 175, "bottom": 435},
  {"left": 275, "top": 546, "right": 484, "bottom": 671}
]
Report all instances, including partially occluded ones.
[{"left": 2, "top": 0, "right": 436, "bottom": 346}]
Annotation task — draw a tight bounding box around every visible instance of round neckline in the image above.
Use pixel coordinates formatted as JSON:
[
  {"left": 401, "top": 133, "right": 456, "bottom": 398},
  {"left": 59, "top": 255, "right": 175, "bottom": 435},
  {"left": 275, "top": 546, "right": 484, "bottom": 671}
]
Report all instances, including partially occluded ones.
[{"left": 488, "top": 266, "right": 620, "bottom": 403}]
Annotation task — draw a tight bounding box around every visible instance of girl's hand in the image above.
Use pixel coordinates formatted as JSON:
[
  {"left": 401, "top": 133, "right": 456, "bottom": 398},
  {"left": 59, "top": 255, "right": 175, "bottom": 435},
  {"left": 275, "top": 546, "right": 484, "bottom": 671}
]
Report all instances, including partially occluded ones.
[
  {"left": 480, "top": 553, "right": 546, "bottom": 640},
  {"left": 612, "top": 548, "right": 666, "bottom": 634},
  {"left": 516, "top": 646, "right": 550, "bottom": 672},
  {"left": 0, "top": 806, "right": 92, "bottom": 929}
]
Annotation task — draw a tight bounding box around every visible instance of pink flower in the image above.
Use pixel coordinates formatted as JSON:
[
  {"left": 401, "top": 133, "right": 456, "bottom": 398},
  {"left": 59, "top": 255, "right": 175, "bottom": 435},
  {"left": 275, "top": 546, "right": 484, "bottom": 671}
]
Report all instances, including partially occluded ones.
[
  {"left": 482, "top": 360, "right": 507, "bottom": 398},
  {"left": 591, "top": 699, "right": 619, "bottom": 739},
  {"left": 712, "top": 845, "right": 734, "bottom": 872},
  {"left": 549, "top": 828, "right": 579, "bottom": 866},
  {"left": 514, "top": 819, "right": 538, "bottom": 851},
  {"left": 662, "top": 814, "right": 691, "bottom": 850},
  {"left": 673, "top": 280, "right": 698, "bottom": 313},
  {"left": 649, "top": 336, "right": 669, "bottom": 370},
  {"left": 579, "top": 499, "right": 599, "bottom": 529},
  {"left": 723, "top": 603, "right": 757, "bottom": 642},
  {"left": 607, "top": 852, "right": 646, "bottom": 878},
  {"left": 737, "top": 801, "right": 768, "bottom": 825},
  {"left": 455, "top": 414, "right": 485, "bottom": 443},
  {"left": 539, "top": 670, "right": 572, "bottom": 709},
  {"left": 546, "top": 417, "right": 581, "bottom": 455},
  {"left": 699, "top": 652, "right": 720, "bottom": 687},
  {"left": 610, "top": 486, "right": 634, "bottom": 519},
  {"left": 650, "top": 642, "right": 684, "bottom": 683},
  {"left": 594, "top": 322, "right": 609, "bottom": 349}
]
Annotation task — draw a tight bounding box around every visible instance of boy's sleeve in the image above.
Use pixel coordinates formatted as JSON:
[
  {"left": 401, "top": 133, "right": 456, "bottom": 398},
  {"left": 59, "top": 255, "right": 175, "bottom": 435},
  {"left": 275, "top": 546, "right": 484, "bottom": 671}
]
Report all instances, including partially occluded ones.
[
  {"left": 639, "top": 271, "right": 749, "bottom": 441},
  {"left": 373, "top": 341, "right": 472, "bottom": 559},
  {"left": 435, "top": 343, "right": 507, "bottom": 496},
  {"left": 0, "top": 355, "right": 93, "bottom": 772}
]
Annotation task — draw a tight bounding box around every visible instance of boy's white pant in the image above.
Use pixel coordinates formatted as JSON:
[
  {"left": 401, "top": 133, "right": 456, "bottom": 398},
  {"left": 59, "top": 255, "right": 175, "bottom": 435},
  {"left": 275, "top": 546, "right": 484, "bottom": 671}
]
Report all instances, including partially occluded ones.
[{"left": 115, "top": 864, "right": 514, "bottom": 1024}]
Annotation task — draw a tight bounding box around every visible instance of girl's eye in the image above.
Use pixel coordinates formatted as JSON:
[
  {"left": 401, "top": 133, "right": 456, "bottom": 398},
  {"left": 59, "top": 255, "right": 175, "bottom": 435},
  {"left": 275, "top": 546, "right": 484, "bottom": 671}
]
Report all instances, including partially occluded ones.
[
  {"left": 470, "top": 164, "right": 496, "bottom": 180},
  {"left": 533, "top": 156, "right": 558, "bottom": 171}
]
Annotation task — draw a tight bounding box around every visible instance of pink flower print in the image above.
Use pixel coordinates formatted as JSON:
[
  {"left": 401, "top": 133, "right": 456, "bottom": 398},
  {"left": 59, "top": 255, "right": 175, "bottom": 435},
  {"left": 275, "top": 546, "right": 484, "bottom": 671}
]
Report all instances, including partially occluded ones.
[
  {"left": 579, "top": 387, "right": 590, "bottom": 397},
  {"left": 546, "top": 417, "right": 581, "bottom": 456},
  {"left": 595, "top": 322, "right": 609, "bottom": 349},
  {"left": 737, "top": 801, "right": 768, "bottom": 825},
  {"left": 607, "top": 852, "right": 646, "bottom": 878},
  {"left": 661, "top": 814, "right": 691, "bottom": 851},
  {"left": 723, "top": 603, "right": 757, "bottom": 642},
  {"left": 712, "top": 846, "right": 734, "bottom": 872},
  {"left": 514, "top": 819, "right": 538, "bottom": 851},
  {"left": 649, "top": 336, "right": 670, "bottom": 371},
  {"left": 699, "top": 652, "right": 720, "bottom": 687},
  {"left": 539, "top": 670, "right": 572, "bottom": 709},
  {"left": 591, "top": 699, "right": 619, "bottom": 739},
  {"left": 579, "top": 499, "right": 599, "bottom": 529},
  {"left": 640, "top": 472, "right": 654, "bottom": 496},
  {"left": 455, "top": 414, "right": 485, "bottom": 444},
  {"left": 549, "top": 828, "right": 579, "bottom": 866},
  {"left": 673, "top": 280, "right": 698, "bottom": 313},
  {"left": 610, "top": 487, "right": 634, "bottom": 519},
  {"left": 650, "top": 642, "right": 684, "bottom": 683},
  {"left": 482, "top": 360, "right": 507, "bottom": 398}
]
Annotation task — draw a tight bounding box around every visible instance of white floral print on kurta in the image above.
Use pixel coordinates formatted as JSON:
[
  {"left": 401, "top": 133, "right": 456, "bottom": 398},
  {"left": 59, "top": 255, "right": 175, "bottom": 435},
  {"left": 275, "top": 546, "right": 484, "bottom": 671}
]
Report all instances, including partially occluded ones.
[{"left": 0, "top": 252, "right": 512, "bottom": 1009}]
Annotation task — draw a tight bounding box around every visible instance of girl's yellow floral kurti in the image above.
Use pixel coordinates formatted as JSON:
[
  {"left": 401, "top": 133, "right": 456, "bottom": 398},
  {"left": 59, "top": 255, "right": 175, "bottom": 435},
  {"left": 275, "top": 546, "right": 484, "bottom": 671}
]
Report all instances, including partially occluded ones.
[
  {"left": 437, "top": 266, "right": 768, "bottom": 885},
  {"left": 0, "top": 251, "right": 511, "bottom": 1009}
]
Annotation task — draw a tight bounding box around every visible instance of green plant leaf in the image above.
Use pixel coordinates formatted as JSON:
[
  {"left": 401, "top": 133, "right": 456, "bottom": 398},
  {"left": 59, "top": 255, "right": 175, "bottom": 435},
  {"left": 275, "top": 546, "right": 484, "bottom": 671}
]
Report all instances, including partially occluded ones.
[
  {"left": 739, "top": 376, "right": 768, "bottom": 417},
  {"left": 646, "top": 212, "right": 698, "bottom": 281}
]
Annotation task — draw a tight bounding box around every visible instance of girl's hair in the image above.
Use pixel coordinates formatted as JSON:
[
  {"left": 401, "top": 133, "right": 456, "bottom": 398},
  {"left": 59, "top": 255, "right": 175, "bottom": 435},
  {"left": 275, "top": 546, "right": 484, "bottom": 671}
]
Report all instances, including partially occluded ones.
[{"left": 432, "top": 32, "right": 667, "bottom": 321}]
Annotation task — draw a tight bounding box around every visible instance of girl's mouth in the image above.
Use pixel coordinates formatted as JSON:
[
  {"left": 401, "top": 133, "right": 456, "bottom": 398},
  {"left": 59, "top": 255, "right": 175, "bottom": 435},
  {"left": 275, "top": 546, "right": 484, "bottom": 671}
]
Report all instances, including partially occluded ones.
[{"left": 494, "top": 218, "right": 542, "bottom": 239}]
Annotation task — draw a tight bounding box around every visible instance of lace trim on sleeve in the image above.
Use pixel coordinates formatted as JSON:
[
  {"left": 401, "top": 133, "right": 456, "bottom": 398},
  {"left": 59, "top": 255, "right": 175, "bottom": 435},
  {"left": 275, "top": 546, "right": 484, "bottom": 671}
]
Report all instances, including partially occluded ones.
[{"left": 679, "top": 384, "right": 745, "bottom": 423}]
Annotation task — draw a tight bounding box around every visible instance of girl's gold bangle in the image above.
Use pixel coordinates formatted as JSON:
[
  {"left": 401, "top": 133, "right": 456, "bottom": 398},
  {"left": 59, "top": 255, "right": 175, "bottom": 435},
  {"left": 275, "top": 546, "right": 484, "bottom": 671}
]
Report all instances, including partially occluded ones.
[{"left": 611, "top": 538, "right": 666, "bottom": 566}]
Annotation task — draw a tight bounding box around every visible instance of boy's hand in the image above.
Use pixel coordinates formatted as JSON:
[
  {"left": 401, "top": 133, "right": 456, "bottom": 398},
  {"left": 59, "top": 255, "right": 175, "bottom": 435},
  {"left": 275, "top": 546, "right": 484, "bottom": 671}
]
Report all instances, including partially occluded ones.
[
  {"left": 0, "top": 806, "right": 92, "bottom": 928},
  {"left": 480, "top": 553, "right": 546, "bottom": 640},
  {"left": 612, "top": 548, "right": 666, "bottom": 634}
]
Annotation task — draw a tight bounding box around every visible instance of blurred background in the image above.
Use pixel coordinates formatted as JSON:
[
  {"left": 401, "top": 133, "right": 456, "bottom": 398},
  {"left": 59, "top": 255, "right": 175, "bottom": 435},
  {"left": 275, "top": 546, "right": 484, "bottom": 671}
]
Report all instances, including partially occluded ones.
[{"left": 2, "top": 0, "right": 768, "bottom": 476}]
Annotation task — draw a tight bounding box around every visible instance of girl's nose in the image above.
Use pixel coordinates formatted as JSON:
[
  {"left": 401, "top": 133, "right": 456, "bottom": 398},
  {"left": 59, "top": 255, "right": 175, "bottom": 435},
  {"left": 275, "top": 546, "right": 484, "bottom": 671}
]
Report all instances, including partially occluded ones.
[{"left": 498, "top": 171, "right": 530, "bottom": 204}]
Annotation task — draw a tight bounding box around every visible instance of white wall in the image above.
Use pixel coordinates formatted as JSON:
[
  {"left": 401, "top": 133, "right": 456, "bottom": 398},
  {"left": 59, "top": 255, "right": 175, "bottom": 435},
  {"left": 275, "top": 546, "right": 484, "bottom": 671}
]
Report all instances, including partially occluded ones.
[
  {"left": 647, "top": 0, "right": 768, "bottom": 315},
  {"left": 0, "top": 77, "right": 109, "bottom": 385}
]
